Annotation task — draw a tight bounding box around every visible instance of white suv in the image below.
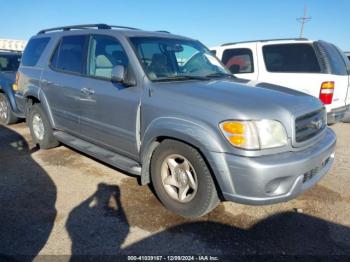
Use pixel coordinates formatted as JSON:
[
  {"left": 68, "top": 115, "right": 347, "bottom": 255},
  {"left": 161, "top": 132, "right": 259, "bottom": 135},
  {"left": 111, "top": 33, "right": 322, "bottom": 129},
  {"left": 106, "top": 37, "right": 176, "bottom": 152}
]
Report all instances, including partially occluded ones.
[{"left": 211, "top": 39, "right": 350, "bottom": 124}]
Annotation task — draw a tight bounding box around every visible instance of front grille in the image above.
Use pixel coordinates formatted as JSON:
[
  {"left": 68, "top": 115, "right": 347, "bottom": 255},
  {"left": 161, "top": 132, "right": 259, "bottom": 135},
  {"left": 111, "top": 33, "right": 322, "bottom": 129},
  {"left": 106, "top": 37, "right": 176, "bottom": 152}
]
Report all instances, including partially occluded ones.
[{"left": 295, "top": 109, "right": 326, "bottom": 143}]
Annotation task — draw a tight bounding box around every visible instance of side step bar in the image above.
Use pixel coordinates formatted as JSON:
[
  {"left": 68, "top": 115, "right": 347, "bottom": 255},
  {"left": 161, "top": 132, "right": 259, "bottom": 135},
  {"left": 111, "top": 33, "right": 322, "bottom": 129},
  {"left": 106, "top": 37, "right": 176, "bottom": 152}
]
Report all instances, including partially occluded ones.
[{"left": 53, "top": 131, "right": 141, "bottom": 176}]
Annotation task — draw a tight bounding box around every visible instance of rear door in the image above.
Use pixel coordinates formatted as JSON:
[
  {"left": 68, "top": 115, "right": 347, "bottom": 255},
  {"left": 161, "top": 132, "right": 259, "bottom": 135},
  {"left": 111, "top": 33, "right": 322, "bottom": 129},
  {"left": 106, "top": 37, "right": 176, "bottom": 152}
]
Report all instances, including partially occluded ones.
[
  {"left": 257, "top": 42, "right": 323, "bottom": 97},
  {"left": 41, "top": 35, "right": 88, "bottom": 134},
  {"left": 256, "top": 42, "right": 341, "bottom": 112}
]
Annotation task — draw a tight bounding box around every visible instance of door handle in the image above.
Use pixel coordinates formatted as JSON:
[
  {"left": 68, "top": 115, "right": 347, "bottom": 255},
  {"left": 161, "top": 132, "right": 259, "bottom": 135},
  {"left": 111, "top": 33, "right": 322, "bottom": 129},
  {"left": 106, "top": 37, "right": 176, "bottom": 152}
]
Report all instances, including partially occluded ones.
[
  {"left": 42, "top": 79, "right": 53, "bottom": 85},
  {"left": 81, "top": 87, "right": 95, "bottom": 95}
]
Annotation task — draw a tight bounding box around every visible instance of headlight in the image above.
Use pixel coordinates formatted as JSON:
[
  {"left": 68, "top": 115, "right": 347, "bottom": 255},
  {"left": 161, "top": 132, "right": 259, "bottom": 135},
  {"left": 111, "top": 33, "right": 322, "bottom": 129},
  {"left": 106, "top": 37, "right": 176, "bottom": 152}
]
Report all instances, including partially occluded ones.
[
  {"left": 12, "top": 83, "right": 18, "bottom": 91},
  {"left": 219, "top": 120, "right": 287, "bottom": 150}
]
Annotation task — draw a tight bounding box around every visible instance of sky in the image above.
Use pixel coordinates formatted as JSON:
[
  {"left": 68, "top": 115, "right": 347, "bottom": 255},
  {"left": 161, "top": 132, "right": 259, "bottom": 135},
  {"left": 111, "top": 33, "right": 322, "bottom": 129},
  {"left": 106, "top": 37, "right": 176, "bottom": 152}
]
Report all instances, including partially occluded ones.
[{"left": 1, "top": 0, "right": 349, "bottom": 50}]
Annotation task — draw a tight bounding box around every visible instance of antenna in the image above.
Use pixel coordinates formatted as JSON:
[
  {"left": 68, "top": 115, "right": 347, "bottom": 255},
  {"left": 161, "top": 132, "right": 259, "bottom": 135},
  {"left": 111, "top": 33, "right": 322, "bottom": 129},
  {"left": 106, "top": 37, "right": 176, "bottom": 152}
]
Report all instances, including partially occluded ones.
[{"left": 297, "top": 5, "right": 312, "bottom": 38}]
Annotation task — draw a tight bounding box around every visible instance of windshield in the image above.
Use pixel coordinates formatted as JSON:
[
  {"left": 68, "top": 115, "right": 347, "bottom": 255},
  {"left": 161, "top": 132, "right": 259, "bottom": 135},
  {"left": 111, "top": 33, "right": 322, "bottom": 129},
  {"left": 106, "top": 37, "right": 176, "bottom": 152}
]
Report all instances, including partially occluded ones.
[
  {"left": 0, "top": 54, "right": 21, "bottom": 72},
  {"left": 130, "top": 37, "right": 231, "bottom": 81}
]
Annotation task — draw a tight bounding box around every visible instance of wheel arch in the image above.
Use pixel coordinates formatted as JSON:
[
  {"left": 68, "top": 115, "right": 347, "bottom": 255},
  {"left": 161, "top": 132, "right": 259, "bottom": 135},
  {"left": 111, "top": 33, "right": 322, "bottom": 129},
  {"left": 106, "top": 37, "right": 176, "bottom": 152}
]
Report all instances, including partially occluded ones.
[
  {"left": 139, "top": 118, "right": 227, "bottom": 199},
  {"left": 24, "top": 89, "right": 56, "bottom": 128},
  {"left": 0, "top": 82, "right": 18, "bottom": 112}
]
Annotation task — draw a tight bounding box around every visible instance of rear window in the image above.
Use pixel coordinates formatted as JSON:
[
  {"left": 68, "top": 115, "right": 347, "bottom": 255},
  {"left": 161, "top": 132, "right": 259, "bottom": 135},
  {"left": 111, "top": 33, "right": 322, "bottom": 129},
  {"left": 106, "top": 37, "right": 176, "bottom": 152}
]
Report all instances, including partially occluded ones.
[
  {"left": 317, "top": 41, "right": 350, "bottom": 75},
  {"left": 21, "top": 37, "right": 50, "bottom": 66},
  {"left": 263, "top": 44, "right": 321, "bottom": 73},
  {"left": 51, "top": 35, "right": 87, "bottom": 74},
  {"left": 222, "top": 48, "right": 254, "bottom": 74},
  {"left": 0, "top": 54, "right": 21, "bottom": 72}
]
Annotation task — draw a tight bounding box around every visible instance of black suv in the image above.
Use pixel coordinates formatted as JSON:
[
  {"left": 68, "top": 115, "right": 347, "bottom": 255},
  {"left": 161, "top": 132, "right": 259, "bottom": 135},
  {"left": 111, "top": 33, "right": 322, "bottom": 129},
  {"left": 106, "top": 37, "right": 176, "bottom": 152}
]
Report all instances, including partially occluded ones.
[{"left": 0, "top": 49, "right": 23, "bottom": 125}]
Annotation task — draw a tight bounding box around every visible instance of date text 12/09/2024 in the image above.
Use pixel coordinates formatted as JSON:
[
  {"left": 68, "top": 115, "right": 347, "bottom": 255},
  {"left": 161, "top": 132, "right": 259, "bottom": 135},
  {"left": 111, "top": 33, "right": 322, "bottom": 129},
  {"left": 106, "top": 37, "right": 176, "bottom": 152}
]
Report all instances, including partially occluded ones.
[{"left": 127, "top": 256, "right": 219, "bottom": 261}]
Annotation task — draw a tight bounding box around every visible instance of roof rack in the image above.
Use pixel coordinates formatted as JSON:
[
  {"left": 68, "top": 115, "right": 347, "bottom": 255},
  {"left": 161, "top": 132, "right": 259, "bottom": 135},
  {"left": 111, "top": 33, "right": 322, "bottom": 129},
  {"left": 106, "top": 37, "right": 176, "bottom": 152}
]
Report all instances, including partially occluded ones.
[
  {"left": 156, "top": 30, "right": 170, "bottom": 34},
  {"left": 221, "top": 38, "right": 309, "bottom": 46},
  {"left": 37, "top": 24, "right": 140, "bottom": 34}
]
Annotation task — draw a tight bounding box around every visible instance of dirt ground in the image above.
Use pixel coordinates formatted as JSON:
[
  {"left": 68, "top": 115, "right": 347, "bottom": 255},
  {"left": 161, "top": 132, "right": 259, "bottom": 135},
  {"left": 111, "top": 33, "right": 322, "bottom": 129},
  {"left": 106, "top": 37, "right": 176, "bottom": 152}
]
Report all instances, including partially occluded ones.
[{"left": 0, "top": 122, "right": 349, "bottom": 260}]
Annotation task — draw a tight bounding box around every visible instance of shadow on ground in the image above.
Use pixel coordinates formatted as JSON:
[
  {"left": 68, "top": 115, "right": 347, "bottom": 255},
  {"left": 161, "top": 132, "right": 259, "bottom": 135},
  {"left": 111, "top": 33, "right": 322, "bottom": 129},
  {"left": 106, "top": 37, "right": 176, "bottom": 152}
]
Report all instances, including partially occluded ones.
[
  {"left": 66, "top": 181, "right": 350, "bottom": 259},
  {"left": 0, "top": 125, "right": 57, "bottom": 261},
  {"left": 1, "top": 123, "right": 349, "bottom": 260}
]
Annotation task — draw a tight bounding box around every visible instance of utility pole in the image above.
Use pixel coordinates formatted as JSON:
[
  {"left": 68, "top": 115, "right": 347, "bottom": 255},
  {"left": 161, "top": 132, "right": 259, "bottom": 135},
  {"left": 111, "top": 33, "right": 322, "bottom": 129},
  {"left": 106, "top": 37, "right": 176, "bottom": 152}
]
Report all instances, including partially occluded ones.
[{"left": 297, "top": 5, "right": 312, "bottom": 38}]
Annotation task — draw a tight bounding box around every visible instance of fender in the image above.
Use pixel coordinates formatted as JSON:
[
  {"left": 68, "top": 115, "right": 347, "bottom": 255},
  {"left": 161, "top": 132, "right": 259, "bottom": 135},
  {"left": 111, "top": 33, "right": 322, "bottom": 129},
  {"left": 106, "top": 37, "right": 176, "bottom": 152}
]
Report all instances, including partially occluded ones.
[
  {"left": 23, "top": 86, "right": 56, "bottom": 128},
  {"left": 141, "top": 117, "right": 226, "bottom": 156},
  {"left": 139, "top": 117, "right": 228, "bottom": 185},
  {"left": 0, "top": 80, "right": 19, "bottom": 114}
]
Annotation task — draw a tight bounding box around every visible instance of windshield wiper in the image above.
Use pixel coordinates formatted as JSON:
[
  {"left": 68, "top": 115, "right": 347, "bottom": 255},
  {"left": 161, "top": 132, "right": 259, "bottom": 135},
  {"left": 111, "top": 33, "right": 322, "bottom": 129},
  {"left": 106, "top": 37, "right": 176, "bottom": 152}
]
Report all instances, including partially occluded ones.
[
  {"left": 205, "top": 72, "right": 235, "bottom": 79},
  {"left": 153, "top": 75, "right": 209, "bottom": 82}
]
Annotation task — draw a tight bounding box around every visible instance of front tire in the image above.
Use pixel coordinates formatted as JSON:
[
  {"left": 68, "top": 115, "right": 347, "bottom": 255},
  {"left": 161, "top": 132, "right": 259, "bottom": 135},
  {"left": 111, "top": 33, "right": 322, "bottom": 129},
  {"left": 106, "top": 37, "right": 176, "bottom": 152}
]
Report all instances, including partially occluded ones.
[
  {"left": 28, "top": 103, "right": 59, "bottom": 149},
  {"left": 151, "top": 140, "right": 219, "bottom": 218},
  {"left": 0, "top": 93, "right": 18, "bottom": 125}
]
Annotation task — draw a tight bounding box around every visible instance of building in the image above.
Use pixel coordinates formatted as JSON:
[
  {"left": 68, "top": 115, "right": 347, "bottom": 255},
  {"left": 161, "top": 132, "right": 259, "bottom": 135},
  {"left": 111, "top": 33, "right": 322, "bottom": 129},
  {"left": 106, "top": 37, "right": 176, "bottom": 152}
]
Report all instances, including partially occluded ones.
[{"left": 0, "top": 38, "right": 27, "bottom": 51}]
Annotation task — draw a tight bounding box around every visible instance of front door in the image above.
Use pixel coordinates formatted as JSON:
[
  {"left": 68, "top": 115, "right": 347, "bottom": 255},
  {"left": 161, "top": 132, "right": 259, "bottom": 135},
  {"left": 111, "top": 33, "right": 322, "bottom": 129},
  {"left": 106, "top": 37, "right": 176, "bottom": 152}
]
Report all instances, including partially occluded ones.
[{"left": 78, "top": 34, "right": 141, "bottom": 158}]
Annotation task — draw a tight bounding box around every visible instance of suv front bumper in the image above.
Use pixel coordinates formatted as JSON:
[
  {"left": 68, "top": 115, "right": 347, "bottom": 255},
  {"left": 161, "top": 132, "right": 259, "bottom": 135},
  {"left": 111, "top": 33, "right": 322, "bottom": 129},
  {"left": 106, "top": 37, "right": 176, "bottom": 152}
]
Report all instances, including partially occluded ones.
[{"left": 207, "top": 128, "right": 336, "bottom": 205}]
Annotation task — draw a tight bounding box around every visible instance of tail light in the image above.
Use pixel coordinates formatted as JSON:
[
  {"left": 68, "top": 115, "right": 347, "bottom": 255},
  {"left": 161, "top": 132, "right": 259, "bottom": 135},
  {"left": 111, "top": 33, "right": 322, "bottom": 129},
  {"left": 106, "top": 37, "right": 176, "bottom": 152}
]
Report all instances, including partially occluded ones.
[
  {"left": 319, "top": 81, "right": 334, "bottom": 105},
  {"left": 12, "top": 72, "right": 20, "bottom": 91}
]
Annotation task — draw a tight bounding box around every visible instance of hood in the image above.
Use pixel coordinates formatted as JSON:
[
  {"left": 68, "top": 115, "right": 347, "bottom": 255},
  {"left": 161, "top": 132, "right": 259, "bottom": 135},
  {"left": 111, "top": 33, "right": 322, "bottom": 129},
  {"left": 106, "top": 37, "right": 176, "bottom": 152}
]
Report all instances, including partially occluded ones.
[{"left": 153, "top": 79, "right": 323, "bottom": 120}]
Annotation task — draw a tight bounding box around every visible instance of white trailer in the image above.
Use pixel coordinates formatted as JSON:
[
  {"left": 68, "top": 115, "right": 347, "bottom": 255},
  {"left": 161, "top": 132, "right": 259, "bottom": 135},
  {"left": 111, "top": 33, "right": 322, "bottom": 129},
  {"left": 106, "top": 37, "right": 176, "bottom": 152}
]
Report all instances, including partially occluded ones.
[{"left": 0, "top": 39, "right": 27, "bottom": 51}]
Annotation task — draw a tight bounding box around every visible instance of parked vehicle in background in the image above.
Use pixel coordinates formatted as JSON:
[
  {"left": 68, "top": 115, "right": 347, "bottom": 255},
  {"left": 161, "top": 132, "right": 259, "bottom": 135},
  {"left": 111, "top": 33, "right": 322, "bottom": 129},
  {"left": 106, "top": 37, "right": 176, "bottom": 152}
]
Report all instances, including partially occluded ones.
[
  {"left": 211, "top": 39, "right": 350, "bottom": 124},
  {"left": 16, "top": 25, "right": 336, "bottom": 217},
  {"left": 0, "top": 49, "right": 23, "bottom": 125},
  {"left": 345, "top": 52, "right": 350, "bottom": 61},
  {"left": 0, "top": 38, "right": 27, "bottom": 51},
  {"left": 343, "top": 51, "right": 350, "bottom": 122}
]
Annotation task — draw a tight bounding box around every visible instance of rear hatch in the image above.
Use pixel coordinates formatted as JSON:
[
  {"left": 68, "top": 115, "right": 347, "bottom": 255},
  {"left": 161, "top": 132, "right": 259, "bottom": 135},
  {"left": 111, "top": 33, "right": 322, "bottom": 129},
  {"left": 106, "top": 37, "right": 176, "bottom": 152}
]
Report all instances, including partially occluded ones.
[{"left": 315, "top": 41, "right": 350, "bottom": 108}]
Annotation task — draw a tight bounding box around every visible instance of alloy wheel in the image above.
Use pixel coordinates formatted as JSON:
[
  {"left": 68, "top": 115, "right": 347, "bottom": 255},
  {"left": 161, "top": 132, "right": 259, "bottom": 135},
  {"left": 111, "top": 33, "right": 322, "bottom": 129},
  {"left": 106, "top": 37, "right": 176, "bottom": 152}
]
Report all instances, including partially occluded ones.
[{"left": 160, "top": 154, "right": 198, "bottom": 203}]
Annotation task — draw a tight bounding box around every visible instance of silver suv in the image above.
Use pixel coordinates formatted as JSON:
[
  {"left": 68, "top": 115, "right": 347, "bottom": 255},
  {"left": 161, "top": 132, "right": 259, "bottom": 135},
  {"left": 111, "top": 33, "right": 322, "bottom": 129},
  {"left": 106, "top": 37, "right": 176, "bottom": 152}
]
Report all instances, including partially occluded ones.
[{"left": 15, "top": 24, "right": 336, "bottom": 217}]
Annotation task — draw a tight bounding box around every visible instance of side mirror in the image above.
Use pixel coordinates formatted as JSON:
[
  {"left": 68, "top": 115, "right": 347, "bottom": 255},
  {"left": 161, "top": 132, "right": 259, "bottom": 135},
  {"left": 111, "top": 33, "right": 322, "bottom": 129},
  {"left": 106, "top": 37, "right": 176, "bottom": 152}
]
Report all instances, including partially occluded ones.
[
  {"left": 111, "top": 65, "right": 125, "bottom": 83},
  {"left": 111, "top": 65, "right": 136, "bottom": 87}
]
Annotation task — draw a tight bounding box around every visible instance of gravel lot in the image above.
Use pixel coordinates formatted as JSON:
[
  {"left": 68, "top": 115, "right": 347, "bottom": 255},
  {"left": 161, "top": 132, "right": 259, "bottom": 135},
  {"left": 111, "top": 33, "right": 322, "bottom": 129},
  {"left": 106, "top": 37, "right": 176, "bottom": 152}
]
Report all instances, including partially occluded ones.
[{"left": 0, "top": 122, "right": 349, "bottom": 260}]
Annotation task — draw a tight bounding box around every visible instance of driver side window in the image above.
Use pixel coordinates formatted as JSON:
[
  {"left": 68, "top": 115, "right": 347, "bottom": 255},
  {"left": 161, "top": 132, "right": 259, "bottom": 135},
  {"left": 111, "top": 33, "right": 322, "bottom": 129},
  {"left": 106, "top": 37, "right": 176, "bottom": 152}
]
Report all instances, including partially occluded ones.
[
  {"left": 87, "top": 35, "right": 129, "bottom": 80},
  {"left": 137, "top": 42, "right": 174, "bottom": 79}
]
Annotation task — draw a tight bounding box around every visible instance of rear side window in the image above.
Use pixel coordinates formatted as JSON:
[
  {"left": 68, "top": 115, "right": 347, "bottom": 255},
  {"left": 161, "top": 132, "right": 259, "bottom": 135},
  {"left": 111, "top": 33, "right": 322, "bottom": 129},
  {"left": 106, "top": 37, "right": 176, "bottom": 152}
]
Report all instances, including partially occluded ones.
[
  {"left": 210, "top": 50, "right": 217, "bottom": 56},
  {"left": 337, "top": 48, "right": 350, "bottom": 75},
  {"left": 51, "top": 35, "right": 87, "bottom": 74},
  {"left": 21, "top": 37, "right": 50, "bottom": 66},
  {"left": 222, "top": 48, "right": 254, "bottom": 74},
  {"left": 263, "top": 44, "right": 321, "bottom": 73}
]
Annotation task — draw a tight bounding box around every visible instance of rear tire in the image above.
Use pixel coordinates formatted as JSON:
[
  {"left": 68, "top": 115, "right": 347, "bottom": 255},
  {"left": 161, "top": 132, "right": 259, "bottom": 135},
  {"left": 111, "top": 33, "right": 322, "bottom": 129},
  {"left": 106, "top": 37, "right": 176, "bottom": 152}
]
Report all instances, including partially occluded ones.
[
  {"left": 151, "top": 140, "right": 219, "bottom": 218},
  {"left": 0, "top": 93, "right": 18, "bottom": 125},
  {"left": 28, "top": 103, "right": 59, "bottom": 149}
]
